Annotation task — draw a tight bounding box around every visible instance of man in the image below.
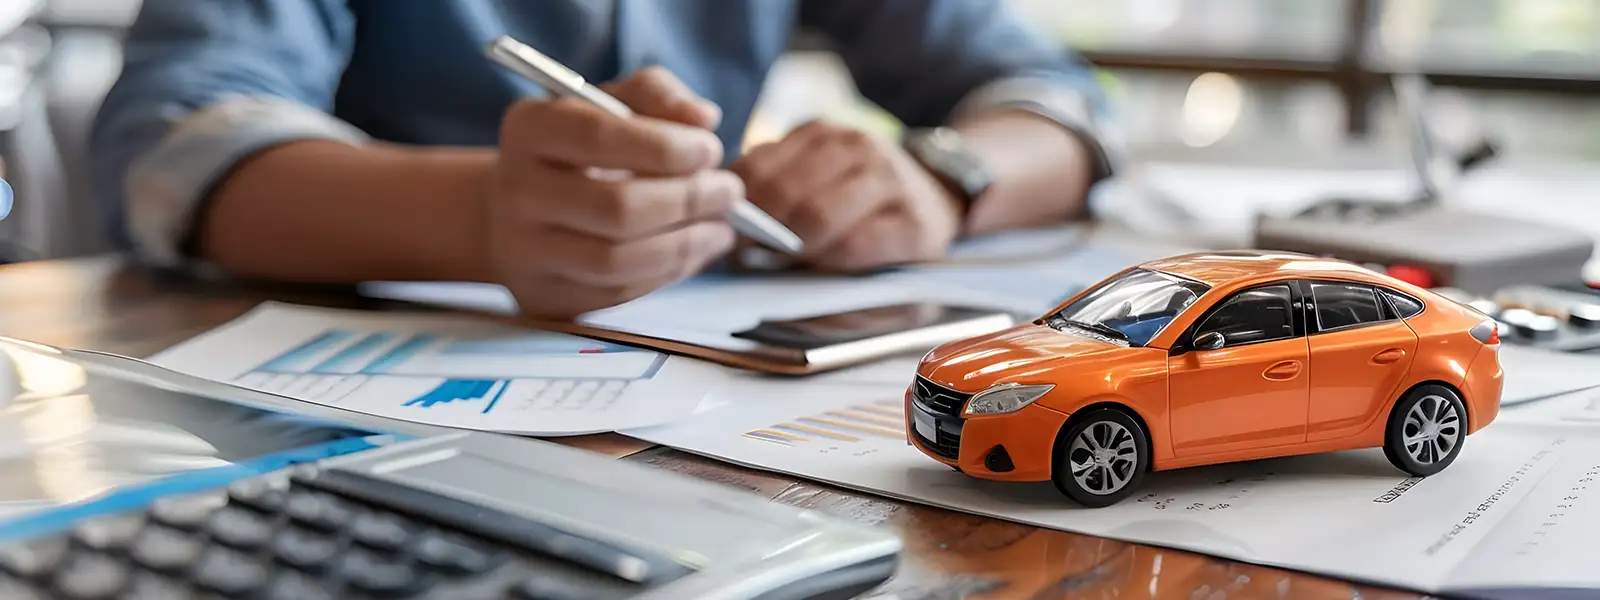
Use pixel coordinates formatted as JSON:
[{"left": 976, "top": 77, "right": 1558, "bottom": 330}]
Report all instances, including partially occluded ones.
[{"left": 91, "top": 0, "right": 1118, "bottom": 319}]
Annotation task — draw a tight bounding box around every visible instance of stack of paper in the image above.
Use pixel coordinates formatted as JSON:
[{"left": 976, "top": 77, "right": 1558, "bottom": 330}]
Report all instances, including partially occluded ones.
[
  {"left": 623, "top": 377, "right": 1600, "bottom": 597},
  {"left": 148, "top": 303, "right": 730, "bottom": 436}
]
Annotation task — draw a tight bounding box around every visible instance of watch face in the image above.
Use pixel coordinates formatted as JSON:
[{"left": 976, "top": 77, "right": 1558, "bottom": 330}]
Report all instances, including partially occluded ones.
[{"left": 908, "top": 128, "right": 992, "bottom": 201}]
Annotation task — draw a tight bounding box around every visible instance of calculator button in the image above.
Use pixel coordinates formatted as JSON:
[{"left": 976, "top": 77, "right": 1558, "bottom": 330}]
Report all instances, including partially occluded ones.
[
  {"left": 72, "top": 514, "right": 146, "bottom": 552},
  {"left": 189, "top": 547, "right": 268, "bottom": 596},
  {"left": 296, "top": 469, "right": 690, "bottom": 585},
  {"left": 204, "top": 508, "right": 273, "bottom": 550},
  {"left": 119, "top": 572, "right": 196, "bottom": 600},
  {"left": 348, "top": 511, "right": 416, "bottom": 551},
  {"left": 148, "top": 492, "right": 227, "bottom": 531},
  {"left": 0, "top": 572, "right": 46, "bottom": 600},
  {"left": 260, "top": 571, "right": 335, "bottom": 600},
  {"left": 52, "top": 552, "right": 129, "bottom": 599},
  {"left": 513, "top": 576, "right": 598, "bottom": 600},
  {"left": 127, "top": 527, "right": 204, "bottom": 573},
  {"left": 269, "top": 528, "right": 339, "bottom": 573},
  {"left": 0, "top": 535, "right": 69, "bottom": 579},
  {"left": 227, "top": 479, "right": 286, "bottom": 513},
  {"left": 411, "top": 531, "right": 502, "bottom": 575},
  {"left": 334, "top": 549, "right": 425, "bottom": 596},
  {"left": 1570, "top": 303, "right": 1600, "bottom": 328},
  {"left": 283, "top": 491, "right": 354, "bottom": 532}
]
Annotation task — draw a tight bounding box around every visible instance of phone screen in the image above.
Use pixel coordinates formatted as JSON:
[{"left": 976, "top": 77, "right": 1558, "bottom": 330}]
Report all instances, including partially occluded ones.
[{"left": 730, "top": 303, "right": 1000, "bottom": 349}]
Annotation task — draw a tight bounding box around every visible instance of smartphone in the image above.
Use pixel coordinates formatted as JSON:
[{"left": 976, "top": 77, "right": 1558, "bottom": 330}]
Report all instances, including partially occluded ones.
[{"left": 730, "top": 302, "right": 1014, "bottom": 367}]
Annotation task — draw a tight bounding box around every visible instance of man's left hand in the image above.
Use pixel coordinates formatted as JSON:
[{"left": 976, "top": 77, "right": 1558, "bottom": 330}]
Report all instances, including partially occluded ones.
[{"left": 731, "top": 121, "right": 963, "bottom": 272}]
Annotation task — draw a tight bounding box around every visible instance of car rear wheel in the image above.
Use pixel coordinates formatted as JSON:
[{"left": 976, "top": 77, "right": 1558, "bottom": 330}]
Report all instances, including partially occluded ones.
[
  {"left": 1384, "top": 385, "right": 1467, "bottom": 477},
  {"left": 1051, "top": 408, "right": 1150, "bottom": 507}
]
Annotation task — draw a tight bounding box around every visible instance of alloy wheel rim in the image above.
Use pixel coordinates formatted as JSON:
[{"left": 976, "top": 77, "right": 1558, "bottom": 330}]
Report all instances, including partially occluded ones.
[
  {"left": 1402, "top": 395, "right": 1461, "bottom": 465},
  {"left": 1068, "top": 420, "right": 1138, "bottom": 495}
]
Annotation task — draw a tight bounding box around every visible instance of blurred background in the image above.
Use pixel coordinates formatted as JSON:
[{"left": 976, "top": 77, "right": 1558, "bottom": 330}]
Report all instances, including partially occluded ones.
[{"left": 3, "top": 0, "right": 1600, "bottom": 261}]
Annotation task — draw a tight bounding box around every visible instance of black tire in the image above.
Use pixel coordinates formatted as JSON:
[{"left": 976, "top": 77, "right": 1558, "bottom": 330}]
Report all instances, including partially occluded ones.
[
  {"left": 1051, "top": 408, "right": 1150, "bottom": 507},
  {"left": 1384, "top": 384, "right": 1468, "bottom": 477}
]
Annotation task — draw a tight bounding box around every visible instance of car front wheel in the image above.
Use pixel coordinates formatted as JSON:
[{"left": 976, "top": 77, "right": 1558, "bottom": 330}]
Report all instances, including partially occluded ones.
[
  {"left": 1051, "top": 408, "right": 1150, "bottom": 507},
  {"left": 1384, "top": 384, "right": 1467, "bottom": 477}
]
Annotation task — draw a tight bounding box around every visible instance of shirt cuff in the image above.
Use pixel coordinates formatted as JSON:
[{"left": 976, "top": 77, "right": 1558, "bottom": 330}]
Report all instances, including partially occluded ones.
[
  {"left": 122, "top": 95, "right": 369, "bottom": 270},
  {"left": 947, "top": 76, "right": 1125, "bottom": 187}
]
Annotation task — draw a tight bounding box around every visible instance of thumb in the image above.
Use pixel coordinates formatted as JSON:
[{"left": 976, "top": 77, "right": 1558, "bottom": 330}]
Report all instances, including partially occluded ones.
[{"left": 602, "top": 66, "right": 722, "bottom": 130}]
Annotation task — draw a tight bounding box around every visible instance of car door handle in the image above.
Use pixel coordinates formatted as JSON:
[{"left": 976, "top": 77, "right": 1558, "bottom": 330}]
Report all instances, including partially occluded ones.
[
  {"left": 1263, "top": 360, "right": 1302, "bottom": 380},
  {"left": 1372, "top": 348, "right": 1406, "bottom": 364}
]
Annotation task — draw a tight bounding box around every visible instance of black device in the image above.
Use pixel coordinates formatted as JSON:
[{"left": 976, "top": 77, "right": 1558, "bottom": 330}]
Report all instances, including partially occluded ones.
[{"left": 732, "top": 302, "right": 1005, "bottom": 350}]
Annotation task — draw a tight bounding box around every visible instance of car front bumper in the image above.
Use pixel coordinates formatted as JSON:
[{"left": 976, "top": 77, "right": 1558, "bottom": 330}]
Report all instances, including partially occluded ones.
[{"left": 904, "top": 387, "right": 1071, "bottom": 482}]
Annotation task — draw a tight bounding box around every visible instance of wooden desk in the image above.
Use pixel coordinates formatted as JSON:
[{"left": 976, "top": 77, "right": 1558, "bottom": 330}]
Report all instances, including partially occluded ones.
[{"left": 0, "top": 256, "right": 1424, "bottom": 600}]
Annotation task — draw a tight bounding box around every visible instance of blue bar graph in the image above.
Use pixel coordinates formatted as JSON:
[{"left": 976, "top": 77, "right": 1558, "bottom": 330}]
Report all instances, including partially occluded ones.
[
  {"left": 258, "top": 330, "right": 351, "bottom": 372},
  {"left": 402, "top": 379, "right": 506, "bottom": 410},
  {"left": 360, "top": 334, "right": 437, "bottom": 374},
  {"left": 309, "top": 333, "right": 394, "bottom": 373}
]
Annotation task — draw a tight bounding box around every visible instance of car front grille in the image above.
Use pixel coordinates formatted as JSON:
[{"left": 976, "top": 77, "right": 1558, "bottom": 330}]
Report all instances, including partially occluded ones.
[
  {"left": 911, "top": 375, "right": 970, "bottom": 460},
  {"left": 913, "top": 424, "right": 963, "bottom": 460},
  {"left": 912, "top": 375, "right": 973, "bottom": 417}
]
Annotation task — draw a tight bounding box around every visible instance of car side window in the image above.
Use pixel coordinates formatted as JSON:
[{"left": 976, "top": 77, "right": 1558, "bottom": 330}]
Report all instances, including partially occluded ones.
[
  {"left": 1310, "top": 282, "right": 1386, "bottom": 330},
  {"left": 1381, "top": 289, "right": 1425, "bottom": 319},
  {"left": 1195, "top": 284, "right": 1296, "bottom": 346}
]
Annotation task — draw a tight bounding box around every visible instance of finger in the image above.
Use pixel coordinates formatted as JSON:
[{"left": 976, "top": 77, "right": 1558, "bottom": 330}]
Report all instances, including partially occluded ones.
[
  {"left": 812, "top": 210, "right": 923, "bottom": 273},
  {"left": 501, "top": 97, "right": 721, "bottom": 175},
  {"left": 602, "top": 66, "right": 722, "bottom": 129},
  {"left": 787, "top": 162, "right": 897, "bottom": 252},
  {"left": 532, "top": 220, "right": 735, "bottom": 289},
  {"left": 732, "top": 121, "right": 848, "bottom": 217},
  {"left": 522, "top": 168, "right": 740, "bottom": 241}
]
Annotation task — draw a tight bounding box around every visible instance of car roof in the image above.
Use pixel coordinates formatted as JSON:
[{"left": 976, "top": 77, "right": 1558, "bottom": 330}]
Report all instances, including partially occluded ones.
[{"left": 1139, "top": 250, "right": 1381, "bottom": 287}]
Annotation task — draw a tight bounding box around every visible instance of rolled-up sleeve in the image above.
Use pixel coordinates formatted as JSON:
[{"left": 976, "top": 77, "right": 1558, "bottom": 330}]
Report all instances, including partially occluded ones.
[
  {"left": 799, "top": 0, "right": 1123, "bottom": 185},
  {"left": 90, "top": 0, "right": 365, "bottom": 269}
]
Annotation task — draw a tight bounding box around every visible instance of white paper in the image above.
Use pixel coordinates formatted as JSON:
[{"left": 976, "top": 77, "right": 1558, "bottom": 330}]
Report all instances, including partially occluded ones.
[
  {"left": 624, "top": 378, "right": 1600, "bottom": 595},
  {"left": 147, "top": 303, "right": 730, "bottom": 436},
  {"left": 359, "top": 234, "right": 1145, "bottom": 354}
]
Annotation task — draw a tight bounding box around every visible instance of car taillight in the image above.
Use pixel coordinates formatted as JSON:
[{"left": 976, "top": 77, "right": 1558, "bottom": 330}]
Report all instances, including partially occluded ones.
[{"left": 1469, "top": 319, "right": 1499, "bottom": 346}]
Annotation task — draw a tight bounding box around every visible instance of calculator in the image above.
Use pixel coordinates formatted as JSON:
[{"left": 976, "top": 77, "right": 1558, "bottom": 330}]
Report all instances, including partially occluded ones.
[{"left": 0, "top": 338, "right": 901, "bottom": 599}]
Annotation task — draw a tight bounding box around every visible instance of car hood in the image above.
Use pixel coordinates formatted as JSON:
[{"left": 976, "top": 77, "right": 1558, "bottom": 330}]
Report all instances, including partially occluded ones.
[{"left": 919, "top": 322, "right": 1135, "bottom": 392}]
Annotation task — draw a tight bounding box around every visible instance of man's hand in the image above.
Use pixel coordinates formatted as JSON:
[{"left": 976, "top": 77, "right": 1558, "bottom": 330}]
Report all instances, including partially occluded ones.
[
  {"left": 731, "top": 121, "right": 964, "bottom": 272},
  {"left": 484, "top": 67, "right": 737, "bottom": 319}
]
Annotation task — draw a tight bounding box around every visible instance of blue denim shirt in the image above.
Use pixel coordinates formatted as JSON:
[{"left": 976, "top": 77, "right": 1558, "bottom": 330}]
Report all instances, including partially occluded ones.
[{"left": 91, "top": 0, "right": 1118, "bottom": 268}]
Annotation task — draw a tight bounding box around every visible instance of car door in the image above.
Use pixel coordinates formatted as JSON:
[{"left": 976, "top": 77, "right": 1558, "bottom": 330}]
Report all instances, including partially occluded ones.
[
  {"left": 1167, "top": 282, "right": 1309, "bottom": 457},
  {"left": 1302, "top": 280, "right": 1420, "bottom": 442}
]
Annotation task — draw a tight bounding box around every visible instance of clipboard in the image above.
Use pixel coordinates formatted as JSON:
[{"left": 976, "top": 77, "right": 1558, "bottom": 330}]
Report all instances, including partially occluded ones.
[
  {"left": 522, "top": 301, "right": 1016, "bottom": 375},
  {"left": 359, "top": 280, "right": 1018, "bottom": 375}
]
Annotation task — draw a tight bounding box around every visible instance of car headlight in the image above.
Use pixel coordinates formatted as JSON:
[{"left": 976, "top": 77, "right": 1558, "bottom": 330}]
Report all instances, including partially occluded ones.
[{"left": 964, "top": 383, "right": 1055, "bottom": 415}]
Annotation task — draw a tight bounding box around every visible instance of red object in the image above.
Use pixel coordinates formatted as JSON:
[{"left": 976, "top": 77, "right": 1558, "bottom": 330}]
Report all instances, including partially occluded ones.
[{"left": 1386, "top": 264, "right": 1434, "bottom": 288}]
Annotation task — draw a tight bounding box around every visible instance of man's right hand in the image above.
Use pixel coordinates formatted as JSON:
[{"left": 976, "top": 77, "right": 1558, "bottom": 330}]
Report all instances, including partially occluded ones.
[{"left": 484, "top": 67, "right": 738, "bottom": 319}]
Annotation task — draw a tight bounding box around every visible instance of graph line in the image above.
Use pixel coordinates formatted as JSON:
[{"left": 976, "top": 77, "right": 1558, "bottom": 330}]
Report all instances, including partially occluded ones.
[
  {"left": 259, "top": 330, "right": 350, "bottom": 371},
  {"left": 361, "top": 334, "right": 438, "bottom": 374},
  {"left": 310, "top": 333, "right": 395, "bottom": 373},
  {"left": 775, "top": 423, "right": 858, "bottom": 442},
  {"left": 743, "top": 430, "right": 802, "bottom": 445},
  {"left": 797, "top": 417, "right": 902, "bottom": 439}
]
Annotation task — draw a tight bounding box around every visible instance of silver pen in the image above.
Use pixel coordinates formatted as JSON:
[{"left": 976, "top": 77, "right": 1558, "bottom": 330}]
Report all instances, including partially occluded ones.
[{"left": 486, "top": 35, "right": 804, "bottom": 255}]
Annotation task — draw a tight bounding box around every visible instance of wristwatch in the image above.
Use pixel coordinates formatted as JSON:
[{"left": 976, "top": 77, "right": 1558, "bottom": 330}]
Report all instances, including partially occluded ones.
[{"left": 902, "top": 127, "right": 993, "bottom": 216}]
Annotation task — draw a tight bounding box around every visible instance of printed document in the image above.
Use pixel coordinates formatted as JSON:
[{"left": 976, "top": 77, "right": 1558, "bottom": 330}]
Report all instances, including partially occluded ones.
[
  {"left": 147, "top": 303, "right": 728, "bottom": 436},
  {"left": 624, "top": 378, "right": 1600, "bottom": 596}
]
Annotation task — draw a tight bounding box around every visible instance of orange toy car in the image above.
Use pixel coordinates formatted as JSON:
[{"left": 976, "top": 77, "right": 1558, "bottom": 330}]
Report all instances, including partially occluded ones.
[{"left": 906, "top": 250, "right": 1503, "bottom": 507}]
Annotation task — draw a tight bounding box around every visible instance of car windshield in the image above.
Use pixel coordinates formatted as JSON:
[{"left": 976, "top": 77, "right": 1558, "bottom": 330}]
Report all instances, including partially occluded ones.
[{"left": 1044, "top": 268, "right": 1210, "bottom": 347}]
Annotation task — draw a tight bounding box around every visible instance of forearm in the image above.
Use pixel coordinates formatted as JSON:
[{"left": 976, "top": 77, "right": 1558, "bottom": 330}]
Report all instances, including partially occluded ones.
[
  {"left": 197, "top": 140, "right": 496, "bottom": 284},
  {"left": 950, "top": 110, "right": 1096, "bottom": 236}
]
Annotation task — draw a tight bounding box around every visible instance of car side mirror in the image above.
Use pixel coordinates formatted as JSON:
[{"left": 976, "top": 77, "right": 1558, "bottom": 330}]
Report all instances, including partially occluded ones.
[{"left": 1194, "top": 331, "right": 1226, "bottom": 351}]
